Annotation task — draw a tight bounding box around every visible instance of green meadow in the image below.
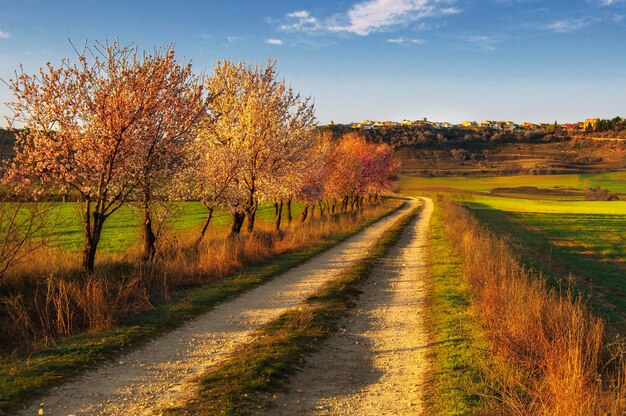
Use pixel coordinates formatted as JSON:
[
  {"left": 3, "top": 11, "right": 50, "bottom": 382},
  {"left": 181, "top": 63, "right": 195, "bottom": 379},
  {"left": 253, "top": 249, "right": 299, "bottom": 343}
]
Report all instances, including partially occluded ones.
[
  {"left": 400, "top": 171, "right": 626, "bottom": 194},
  {"left": 49, "top": 201, "right": 306, "bottom": 253},
  {"left": 402, "top": 171, "right": 626, "bottom": 332}
]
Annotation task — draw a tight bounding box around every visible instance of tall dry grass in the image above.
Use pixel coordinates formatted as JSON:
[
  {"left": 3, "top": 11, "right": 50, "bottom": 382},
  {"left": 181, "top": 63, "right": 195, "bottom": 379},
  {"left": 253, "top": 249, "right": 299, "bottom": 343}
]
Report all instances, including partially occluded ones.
[
  {"left": 0, "top": 200, "right": 400, "bottom": 353},
  {"left": 442, "top": 200, "right": 626, "bottom": 415}
]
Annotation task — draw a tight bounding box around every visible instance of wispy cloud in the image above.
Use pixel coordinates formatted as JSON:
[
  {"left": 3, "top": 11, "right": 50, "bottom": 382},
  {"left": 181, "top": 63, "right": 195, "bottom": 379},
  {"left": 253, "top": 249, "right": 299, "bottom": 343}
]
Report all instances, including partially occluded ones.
[
  {"left": 265, "top": 38, "right": 283, "bottom": 45},
  {"left": 227, "top": 35, "right": 240, "bottom": 42},
  {"left": 589, "top": 0, "right": 623, "bottom": 6},
  {"left": 542, "top": 18, "right": 592, "bottom": 33},
  {"left": 459, "top": 34, "right": 500, "bottom": 51},
  {"left": 387, "top": 37, "right": 426, "bottom": 44},
  {"left": 279, "top": 0, "right": 460, "bottom": 36},
  {"left": 0, "top": 30, "right": 10, "bottom": 39}
]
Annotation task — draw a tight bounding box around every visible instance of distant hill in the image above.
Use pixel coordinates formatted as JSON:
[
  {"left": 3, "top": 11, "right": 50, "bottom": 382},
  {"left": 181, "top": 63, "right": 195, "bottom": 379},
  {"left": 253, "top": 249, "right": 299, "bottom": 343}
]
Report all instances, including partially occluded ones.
[{"left": 321, "top": 124, "right": 626, "bottom": 177}]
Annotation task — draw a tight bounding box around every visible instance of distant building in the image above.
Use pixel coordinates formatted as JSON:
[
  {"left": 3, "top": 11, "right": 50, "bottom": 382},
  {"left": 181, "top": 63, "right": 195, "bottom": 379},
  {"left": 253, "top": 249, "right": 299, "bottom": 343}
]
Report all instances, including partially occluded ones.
[
  {"left": 461, "top": 121, "right": 477, "bottom": 128},
  {"left": 521, "top": 122, "right": 535, "bottom": 130}
]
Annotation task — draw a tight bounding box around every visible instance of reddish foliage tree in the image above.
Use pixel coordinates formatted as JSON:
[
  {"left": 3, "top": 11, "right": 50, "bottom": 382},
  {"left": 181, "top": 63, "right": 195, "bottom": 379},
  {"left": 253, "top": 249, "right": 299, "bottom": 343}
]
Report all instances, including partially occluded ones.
[{"left": 6, "top": 41, "right": 204, "bottom": 272}]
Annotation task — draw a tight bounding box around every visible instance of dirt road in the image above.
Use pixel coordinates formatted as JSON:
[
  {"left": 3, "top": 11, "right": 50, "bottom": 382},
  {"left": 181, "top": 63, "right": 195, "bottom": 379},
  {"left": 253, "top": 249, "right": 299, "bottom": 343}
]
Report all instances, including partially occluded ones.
[
  {"left": 257, "top": 197, "right": 433, "bottom": 416},
  {"left": 20, "top": 200, "right": 418, "bottom": 416}
]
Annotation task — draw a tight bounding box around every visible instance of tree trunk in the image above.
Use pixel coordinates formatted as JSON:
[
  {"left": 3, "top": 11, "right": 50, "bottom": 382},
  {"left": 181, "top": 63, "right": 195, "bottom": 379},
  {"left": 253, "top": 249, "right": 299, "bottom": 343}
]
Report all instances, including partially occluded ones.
[
  {"left": 142, "top": 191, "right": 156, "bottom": 262},
  {"left": 310, "top": 204, "right": 315, "bottom": 218},
  {"left": 319, "top": 201, "right": 325, "bottom": 216},
  {"left": 82, "top": 211, "right": 105, "bottom": 274},
  {"left": 331, "top": 201, "right": 336, "bottom": 215},
  {"left": 301, "top": 204, "right": 309, "bottom": 222},
  {"left": 286, "top": 199, "right": 292, "bottom": 223},
  {"left": 274, "top": 200, "right": 283, "bottom": 231},
  {"left": 82, "top": 237, "right": 97, "bottom": 274},
  {"left": 246, "top": 198, "right": 258, "bottom": 233},
  {"left": 342, "top": 196, "right": 349, "bottom": 212},
  {"left": 196, "top": 208, "right": 214, "bottom": 245},
  {"left": 229, "top": 211, "right": 245, "bottom": 236}
]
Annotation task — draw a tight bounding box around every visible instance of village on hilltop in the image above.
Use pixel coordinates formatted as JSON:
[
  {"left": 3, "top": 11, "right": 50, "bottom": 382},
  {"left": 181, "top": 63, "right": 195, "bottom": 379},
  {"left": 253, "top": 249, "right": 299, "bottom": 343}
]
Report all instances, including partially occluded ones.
[{"left": 344, "top": 117, "right": 602, "bottom": 132}]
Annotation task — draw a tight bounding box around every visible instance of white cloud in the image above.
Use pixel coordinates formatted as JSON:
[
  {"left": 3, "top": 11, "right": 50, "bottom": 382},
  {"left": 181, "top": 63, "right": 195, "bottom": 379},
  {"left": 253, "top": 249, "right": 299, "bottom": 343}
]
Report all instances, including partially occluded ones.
[
  {"left": 265, "top": 38, "right": 283, "bottom": 45},
  {"left": 387, "top": 36, "right": 426, "bottom": 44},
  {"left": 542, "top": 18, "right": 592, "bottom": 33},
  {"left": 0, "top": 31, "right": 10, "bottom": 39},
  {"left": 279, "top": 1, "right": 459, "bottom": 36},
  {"left": 227, "top": 36, "right": 239, "bottom": 42},
  {"left": 279, "top": 10, "right": 320, "bottom": 32}
]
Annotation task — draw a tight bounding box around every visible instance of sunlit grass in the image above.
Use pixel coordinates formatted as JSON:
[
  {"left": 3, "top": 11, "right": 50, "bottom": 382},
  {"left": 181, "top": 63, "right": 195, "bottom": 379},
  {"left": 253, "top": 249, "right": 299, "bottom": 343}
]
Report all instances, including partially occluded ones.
[
  {"left": 400, "top": 171, "right": 626, "bottom": 194},
  {"left": 46, "top": 201, "right": 306, "bottom": 253}
]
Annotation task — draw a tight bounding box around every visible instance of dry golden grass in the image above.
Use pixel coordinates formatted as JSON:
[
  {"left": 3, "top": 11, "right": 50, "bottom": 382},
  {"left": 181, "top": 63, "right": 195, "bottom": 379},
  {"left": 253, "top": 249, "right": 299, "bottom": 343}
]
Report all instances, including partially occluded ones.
[
  {"left": 0, "top": 201, "right": 400, "bottom": 353},
  {"left": 442, "top": 200, "right": 626, "bottom": 415}
]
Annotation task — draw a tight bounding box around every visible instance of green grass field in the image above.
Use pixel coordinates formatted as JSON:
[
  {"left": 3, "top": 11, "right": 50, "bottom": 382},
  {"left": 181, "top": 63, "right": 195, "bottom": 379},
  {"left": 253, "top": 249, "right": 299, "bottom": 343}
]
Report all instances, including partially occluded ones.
[
  {"left": 48, "top": 201, "right": 306, "bottom": 253},
  {"left": 401, "top": 171, "right": 626, "bottom": 194},
  {"left": 401, "top": 171, "right": 626, "bottom": 333}
]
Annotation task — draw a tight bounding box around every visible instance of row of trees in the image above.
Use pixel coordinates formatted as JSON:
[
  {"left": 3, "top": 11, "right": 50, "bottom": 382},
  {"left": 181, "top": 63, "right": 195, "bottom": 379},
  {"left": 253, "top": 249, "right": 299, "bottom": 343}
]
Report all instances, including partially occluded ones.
[
  {"left": 4, "top": 42, "right": 398, "bottom": 275},
  {"left": 586, "top": 117, "right": 626, "bottom": 132},
  {"left": 322, "top": 124, "right": 568, "bottom": 147}
]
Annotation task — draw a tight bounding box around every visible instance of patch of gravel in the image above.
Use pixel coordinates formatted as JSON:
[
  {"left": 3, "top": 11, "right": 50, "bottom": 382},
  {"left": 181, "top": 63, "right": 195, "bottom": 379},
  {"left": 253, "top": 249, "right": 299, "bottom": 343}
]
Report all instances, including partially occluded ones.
[
  {"left": 19, "top": 201, "right": 417, "bottom": 416},
  {"left": 256, "top": 197, "right": 433, "bottom": 416}
]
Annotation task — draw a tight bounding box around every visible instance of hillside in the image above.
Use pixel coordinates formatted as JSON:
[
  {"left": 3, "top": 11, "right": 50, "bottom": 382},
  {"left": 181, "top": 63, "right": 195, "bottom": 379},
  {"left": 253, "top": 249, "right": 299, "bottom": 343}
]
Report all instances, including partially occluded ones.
[{"left": 322, "top": 124, "right": 626, "bottom": 176}]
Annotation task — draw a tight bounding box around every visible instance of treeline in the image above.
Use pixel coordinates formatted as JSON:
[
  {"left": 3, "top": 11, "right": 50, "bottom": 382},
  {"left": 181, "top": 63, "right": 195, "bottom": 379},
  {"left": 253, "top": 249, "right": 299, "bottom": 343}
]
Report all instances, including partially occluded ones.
[
  {"left": 587, "top": 117, "right": 626, "bottom": 132},
  {"left": 321, "top": 124, "right": 570, "bottom": 147},
  {"left": 2, "top": 42, "right": 398, "bottom": 275}
]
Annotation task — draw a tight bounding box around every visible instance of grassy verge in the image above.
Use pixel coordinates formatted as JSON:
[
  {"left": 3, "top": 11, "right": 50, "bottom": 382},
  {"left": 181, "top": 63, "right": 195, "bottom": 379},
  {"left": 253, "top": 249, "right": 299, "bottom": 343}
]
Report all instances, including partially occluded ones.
[
  {"left": 472, "top": 208, "right": 626, "bottom": 334},
  {"left": 166, "top": 205, "right": 421, "bottom": 415},
  {"left": 423, "top": 197, "right": 490, "bottom": 416},
  {"left": 443, "top": 200, "right": 626, "bottom": 415},
  {"left": 0, "top": 201, "right": 404, "bottom": 413}
]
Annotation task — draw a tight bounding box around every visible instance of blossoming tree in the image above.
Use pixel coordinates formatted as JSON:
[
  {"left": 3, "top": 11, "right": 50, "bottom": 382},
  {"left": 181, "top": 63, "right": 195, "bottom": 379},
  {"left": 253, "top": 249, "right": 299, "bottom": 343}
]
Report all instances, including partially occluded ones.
[{"left": 7, "top": 41, "right": 204, "bottom": 272}]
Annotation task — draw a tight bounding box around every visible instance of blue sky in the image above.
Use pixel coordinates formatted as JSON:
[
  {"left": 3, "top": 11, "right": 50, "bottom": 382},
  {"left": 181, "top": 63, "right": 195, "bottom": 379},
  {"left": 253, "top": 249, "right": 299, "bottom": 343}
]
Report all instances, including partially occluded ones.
[{"left": 0, "top": 0, "right": 625, "bottom": 124}]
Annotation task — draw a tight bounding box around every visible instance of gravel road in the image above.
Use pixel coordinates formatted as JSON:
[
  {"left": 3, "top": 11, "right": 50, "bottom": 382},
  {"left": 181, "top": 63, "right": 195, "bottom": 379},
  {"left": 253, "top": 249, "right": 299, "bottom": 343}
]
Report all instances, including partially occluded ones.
[
  {"left": 20, "top": 200, "right": 417, "bottom": 416},
  {"left": 256, "top": 197, "right": 433, "bottom": 416}
]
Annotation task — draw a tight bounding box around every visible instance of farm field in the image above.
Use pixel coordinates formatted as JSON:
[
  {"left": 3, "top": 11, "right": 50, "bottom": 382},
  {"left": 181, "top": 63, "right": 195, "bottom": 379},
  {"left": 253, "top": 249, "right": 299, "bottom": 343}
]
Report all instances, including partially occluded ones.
[
  {"left": 401, "top": 171, "right": 626, "bottom": 332},
  {"left": 400, "top": 170, "right": 626, "bottom": 195},
  {"left": 46, "top": 201, "right": 306, "bottom": 253}
]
